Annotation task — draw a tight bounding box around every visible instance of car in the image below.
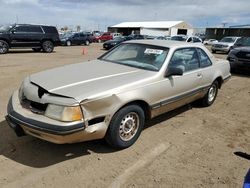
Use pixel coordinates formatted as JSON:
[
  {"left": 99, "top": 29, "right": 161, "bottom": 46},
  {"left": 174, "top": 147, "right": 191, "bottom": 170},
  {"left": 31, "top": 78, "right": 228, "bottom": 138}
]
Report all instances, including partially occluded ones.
[
  {"left": 103, "top": 37, "right": 127, "bottom": 50},
  {"left": 227, "top": 37, "right": 250, "bottom": 72},
  {"left": 6, "top": 40, "right": 231, "bottom": 149},
  {"left": 129, "top": 34, "right": 145, "bottom": 40},
  {"left": 154, "top": 36, "right": 171, "bottom": 40},
  {"left": 60, "top": 32, "right": 92, "bottom": 46},
  {"left": 203, "top": 39, "right": 218, "bottom": 45},
  {"left": 95, "top": 32, "right": 121, "bottom": 43},
  {"left": 211, "top": 36, "right": 241, "bottom": 54},
  {"left": 0, "top": 24, "right": 60, "bottom": 54},
  {"left": 171, "top": 35, "right": 203, "bottom": 43}
]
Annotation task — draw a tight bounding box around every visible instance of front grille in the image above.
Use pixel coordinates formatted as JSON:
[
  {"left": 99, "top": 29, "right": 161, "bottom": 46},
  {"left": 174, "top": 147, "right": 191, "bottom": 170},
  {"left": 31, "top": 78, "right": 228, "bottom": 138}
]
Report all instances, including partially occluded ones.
[{"left": 21, "top": 98, "right": 47, "bottom": 114}]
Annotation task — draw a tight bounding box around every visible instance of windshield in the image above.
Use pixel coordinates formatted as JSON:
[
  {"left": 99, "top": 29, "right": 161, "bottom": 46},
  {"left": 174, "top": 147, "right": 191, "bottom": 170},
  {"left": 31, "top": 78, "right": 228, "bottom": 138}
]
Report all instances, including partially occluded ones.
[
  {"left": 171, "top": 36, "right": 187, "bottom": 41},
  {"left": 61, "top": 32, "right": 73, "bottom": 38},
  {"left": 113, "top": 37, "right": 124, "bottom": 41},
  {"left": 220, "top": 37, "right": 236, "bottom": 43},
  {"left": 0, "top": 24, "right": 13, "bottom": 32},
  {"left": 99, "top": 43, "right": 169, "bottom": 71},
  {"left": 235, "top": 37, "right": 250, "bottom": 46}
]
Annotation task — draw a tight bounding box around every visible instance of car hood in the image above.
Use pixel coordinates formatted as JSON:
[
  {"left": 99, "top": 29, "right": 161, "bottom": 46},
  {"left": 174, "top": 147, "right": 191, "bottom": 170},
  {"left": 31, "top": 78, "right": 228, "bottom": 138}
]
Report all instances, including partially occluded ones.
[
  {"left": 215, "top": 42, "right": 234, "bottom": 46},
  {"left": 29, "top": 60, "right": 155, "bottom": 102},
  {"left": 233, "top": 46, "right": 250, "bottom": 52}
]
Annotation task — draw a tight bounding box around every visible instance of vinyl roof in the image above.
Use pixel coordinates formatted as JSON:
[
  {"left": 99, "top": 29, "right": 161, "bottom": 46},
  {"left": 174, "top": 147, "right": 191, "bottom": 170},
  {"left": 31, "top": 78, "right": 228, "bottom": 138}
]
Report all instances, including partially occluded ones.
[{"left": 110, "top": 21, "right": 184, "bottom": 29}]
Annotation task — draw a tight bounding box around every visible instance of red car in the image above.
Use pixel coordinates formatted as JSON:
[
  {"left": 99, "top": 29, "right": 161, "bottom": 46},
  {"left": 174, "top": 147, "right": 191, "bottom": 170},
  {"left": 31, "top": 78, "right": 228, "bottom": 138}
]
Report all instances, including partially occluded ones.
[{"left": 94, "top": 32, "right": 113, "bottom": 43}]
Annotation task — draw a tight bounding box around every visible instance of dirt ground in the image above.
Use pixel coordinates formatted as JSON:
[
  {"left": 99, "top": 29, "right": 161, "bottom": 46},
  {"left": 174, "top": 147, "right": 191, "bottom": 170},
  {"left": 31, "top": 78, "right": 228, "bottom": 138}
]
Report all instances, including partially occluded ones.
[{"left": 0, "top": 43, "right": 249, "bottom": 188}]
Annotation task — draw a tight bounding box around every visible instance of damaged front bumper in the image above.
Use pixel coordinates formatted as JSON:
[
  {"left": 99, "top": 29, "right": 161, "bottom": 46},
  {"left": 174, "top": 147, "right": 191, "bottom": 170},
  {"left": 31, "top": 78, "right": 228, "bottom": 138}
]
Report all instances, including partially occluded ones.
[{"left": 6, "top": 91, "right": 107, "bottom": 144}]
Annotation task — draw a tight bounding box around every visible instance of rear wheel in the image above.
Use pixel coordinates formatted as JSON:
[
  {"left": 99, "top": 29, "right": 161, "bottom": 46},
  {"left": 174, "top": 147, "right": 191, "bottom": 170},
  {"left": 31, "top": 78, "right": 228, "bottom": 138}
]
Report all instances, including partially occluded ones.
[
  {"left": 42, "top": 40, "right": 54, "bottom": 53},
  {"left": 200, "top": 81, "right": 219, "bottom": 107},
  {"left": 66, "top": 40, "right": 71, "bottom": 46},
  {"left": 85, "top": 40, "right": 90, "bottom": 46},
  {"left": 0, "top": 40, "right": 9, "bottom": 54},
  {"left": 105, "top": 105, "right": 145, "bottom": 149}
]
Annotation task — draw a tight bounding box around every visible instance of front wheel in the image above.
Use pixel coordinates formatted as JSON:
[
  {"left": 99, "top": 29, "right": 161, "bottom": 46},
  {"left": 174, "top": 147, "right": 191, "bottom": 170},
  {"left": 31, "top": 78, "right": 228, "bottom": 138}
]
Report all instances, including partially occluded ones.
[
  {"left": 200, "top": 81, "right": 219, "bottom": 107},
  {"left": 0, "top": 40, "right": 9, "bottom": 54},
  {"left": 105, "top": 105, "right": 145, "bottom": 149},
  {"left": 42, "top": 40, "right": 54, "bottom": 53}
]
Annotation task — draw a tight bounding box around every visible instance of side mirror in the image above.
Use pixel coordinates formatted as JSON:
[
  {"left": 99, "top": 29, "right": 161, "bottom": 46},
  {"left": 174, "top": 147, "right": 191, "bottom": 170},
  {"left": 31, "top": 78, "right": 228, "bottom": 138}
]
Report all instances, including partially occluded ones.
[{"left": 165, "top": 66, "right": 184, "bottom": 77}]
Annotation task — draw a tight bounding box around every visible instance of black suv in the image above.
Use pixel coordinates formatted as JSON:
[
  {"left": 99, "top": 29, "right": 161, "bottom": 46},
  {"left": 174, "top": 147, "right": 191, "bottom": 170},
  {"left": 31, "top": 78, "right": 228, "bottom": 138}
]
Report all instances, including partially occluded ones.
[
  {"left": 0, "top": 24, "right": 60, "bottom": 54},
  {"left": 60, "top": 32, "right": 94, "bottom": 46}
]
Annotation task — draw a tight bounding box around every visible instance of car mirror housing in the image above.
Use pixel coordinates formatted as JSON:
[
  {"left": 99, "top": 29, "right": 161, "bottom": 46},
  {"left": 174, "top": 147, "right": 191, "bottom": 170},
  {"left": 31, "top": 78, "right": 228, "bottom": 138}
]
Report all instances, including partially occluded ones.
[{"left": 165, "top": 66, "right": 184, "bottom": 77}]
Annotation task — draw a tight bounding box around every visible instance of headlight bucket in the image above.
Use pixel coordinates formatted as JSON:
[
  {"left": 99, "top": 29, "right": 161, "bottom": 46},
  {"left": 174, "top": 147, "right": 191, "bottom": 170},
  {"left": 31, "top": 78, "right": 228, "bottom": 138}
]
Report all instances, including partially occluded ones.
[{"left": 45, "top": 104, "right": 83, "bottom": 122}]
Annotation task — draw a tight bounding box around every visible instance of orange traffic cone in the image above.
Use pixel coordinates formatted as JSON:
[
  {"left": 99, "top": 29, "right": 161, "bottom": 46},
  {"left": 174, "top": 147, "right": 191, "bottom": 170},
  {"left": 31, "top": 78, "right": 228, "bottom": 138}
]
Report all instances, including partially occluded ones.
[{"left": 82, "top": 47, "right": 87, "bottom": 55}]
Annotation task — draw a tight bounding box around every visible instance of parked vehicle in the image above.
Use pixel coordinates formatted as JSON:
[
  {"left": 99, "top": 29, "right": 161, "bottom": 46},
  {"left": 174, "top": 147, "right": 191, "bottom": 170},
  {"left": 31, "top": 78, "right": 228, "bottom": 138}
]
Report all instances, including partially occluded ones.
[
  {"left": 129, "top": 34, "right": 145, "bottom": 40},
  {"left": 227, "top": 37, "right": 250, "bottom": 72},
  {"left": 171, "top": 35, "right": 202, "bottom": 43},
  {"left": 103, "top": 37, "right": 126, "bottom": 50},
  {"left": 60, "top": 32, "right": 92, "bottom": 46},
  {"left": 211, "top": 36, "right": 241, "bottom": 54},
  {"left": 6, "top": 40, "right": 231, "bottom": 148},
  {"left": 203, "top": 39, "right": 218, "bottom": 45},
  {"left": 95, "top": 32, "right": 121, "bottom": 43},
  {"left": 154, "top": 36, "right": 171, "bottom": 40},
  {"left": 0, "top": 24, "right": 60, "bottom": 54}
]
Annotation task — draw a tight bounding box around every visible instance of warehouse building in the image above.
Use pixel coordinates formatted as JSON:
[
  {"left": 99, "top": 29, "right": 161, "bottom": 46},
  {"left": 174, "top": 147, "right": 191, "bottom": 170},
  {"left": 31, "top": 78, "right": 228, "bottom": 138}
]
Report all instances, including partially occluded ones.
[
  {"left": 108, "top": 21, "right": 193, "bottom": 36},
  {"left": 205, "top": 25, "right": 250, "bottom": 40}
]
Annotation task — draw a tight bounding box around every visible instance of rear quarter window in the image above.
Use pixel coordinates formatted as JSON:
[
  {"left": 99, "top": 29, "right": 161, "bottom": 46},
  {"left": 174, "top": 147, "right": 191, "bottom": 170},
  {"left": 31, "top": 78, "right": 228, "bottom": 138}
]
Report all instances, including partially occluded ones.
[
  {"left": 197, "top": 48, "right": 212, "bottom": 68},
  {"left": 42, "top": 26, "right": 58, "bottom": 34}
]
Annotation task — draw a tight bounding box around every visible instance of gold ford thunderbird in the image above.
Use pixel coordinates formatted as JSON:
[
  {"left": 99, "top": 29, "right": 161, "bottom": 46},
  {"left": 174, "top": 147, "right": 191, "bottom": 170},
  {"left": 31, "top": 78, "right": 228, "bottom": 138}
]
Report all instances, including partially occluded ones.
[{"left": 6, "top": 40, "right": 231, "bottom": 148}]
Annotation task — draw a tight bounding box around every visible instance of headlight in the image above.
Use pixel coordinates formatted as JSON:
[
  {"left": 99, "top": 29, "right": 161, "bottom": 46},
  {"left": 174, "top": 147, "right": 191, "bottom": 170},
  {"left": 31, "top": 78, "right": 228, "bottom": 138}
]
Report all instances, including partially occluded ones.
[
  {"left": 45, "top": 104, "right": 83, "bottom": 122},
  {"left": 111, "top": 42, "right": 117, "bottom": 45}
]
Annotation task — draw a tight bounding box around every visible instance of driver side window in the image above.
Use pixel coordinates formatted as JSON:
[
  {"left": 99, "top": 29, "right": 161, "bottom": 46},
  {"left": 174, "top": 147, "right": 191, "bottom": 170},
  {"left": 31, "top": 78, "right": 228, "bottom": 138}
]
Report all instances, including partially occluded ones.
[{"left": 168, "top": 48, "right": 199, "bottom": 72}]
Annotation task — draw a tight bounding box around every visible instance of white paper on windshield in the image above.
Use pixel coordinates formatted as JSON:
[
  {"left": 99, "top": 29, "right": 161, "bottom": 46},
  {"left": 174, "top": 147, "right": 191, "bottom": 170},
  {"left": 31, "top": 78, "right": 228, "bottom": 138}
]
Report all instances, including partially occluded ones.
[{"left": 144, "top": 48, "right": 163, "bottom": 55}]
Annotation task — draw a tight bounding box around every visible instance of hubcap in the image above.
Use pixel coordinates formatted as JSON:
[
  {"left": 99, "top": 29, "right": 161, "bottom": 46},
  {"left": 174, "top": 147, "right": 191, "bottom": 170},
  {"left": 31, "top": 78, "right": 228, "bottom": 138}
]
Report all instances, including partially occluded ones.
[
  {"left": 44, "top": 41, "right": 53, "bottom": 52},
  {"left": 119, "top": 112, "right": 139, "bottom": 141},
  {"left": 67, "top": 41, "right": 71, "bottom": 46},
  {"left": 208, "top": 85, "right": 216, "bottom": 102}
]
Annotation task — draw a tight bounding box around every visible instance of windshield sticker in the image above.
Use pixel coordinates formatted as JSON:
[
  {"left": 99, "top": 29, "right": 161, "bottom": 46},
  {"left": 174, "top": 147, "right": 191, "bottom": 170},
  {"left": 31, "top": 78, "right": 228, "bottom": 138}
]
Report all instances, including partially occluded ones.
[{"left": 144, "top": 48, "right": 163, "bottom": 55}]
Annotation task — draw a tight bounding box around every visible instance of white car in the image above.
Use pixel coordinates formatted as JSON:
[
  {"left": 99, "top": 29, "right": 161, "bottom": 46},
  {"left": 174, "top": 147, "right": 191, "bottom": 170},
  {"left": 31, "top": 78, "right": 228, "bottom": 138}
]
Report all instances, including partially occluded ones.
[
  {"left": 171, "top": 35, "right": 202, "bottom": 43},
  {"left": 211, "top": 36, "right": 241, "bottom": 54},
  {"left": 203, "top": 39, "right": 218, "bottom": 45}
]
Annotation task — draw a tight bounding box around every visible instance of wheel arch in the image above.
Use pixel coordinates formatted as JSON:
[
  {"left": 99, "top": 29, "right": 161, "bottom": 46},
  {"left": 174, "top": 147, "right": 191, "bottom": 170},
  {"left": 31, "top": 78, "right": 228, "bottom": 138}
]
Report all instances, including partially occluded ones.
[
  {"left": 114, "top": 100, "right": 151, "bottom": 122},
  {"left": 214, "top": 76, "right": 223, "bottom": 89},
  {"left": 0, "top": 38, "right": 10, "bottom": 46}
]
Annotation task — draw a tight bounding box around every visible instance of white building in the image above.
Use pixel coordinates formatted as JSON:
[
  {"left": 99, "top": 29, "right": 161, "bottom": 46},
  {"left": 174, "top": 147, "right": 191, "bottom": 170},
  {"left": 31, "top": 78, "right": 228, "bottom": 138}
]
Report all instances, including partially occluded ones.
[{"left": 108, "top": 21, "right": 193, "bottom": 36}]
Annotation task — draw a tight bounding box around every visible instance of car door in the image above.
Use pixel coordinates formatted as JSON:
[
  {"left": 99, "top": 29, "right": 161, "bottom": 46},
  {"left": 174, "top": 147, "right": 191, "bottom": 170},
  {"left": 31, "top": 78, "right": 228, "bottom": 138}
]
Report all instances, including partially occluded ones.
[
  {"left": 10, "top": 25, "right": 43, "bottom": 47},
  {"left": 71, "top": 33, "right": 80, "bottom": 45},
  {"left": 151, "top": 48, "right": 204, "bottom": 117},
  {"left": 196, "top": 48, "right": 214, "bottom": 88}
]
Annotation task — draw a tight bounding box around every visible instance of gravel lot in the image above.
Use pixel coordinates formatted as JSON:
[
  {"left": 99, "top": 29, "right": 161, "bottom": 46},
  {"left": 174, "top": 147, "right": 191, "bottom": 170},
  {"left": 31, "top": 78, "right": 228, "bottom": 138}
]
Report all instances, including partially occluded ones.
[{"left": 0, "top": 43, "right": 249, "bottom": 188}]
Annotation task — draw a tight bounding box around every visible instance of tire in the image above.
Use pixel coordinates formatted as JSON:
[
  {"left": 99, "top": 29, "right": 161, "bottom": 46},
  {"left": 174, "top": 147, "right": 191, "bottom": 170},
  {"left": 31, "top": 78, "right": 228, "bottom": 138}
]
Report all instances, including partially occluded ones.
[
  {"left": 85, "top": 40, "right": 90, "bottom": 46},
  {"left": 200, "top": 81, "right": 219, "bottom": 107},
  {"left": 0, "top": 40, "right": 9, "bottom": 54},
  {"left": 212, "top": 50, "right": 216, "bottom": 54},
  {"left": 32, "top": 48, "right": 41, "bottom": 52},
  {"left": 66, "top": 40, "right": 71, "bottom": 46},
  {"left": 105, "top": 105, "right": 145, "bottom": 149},
  {"left": 42, "top": 40, "right": 54, "bottom": 53}
]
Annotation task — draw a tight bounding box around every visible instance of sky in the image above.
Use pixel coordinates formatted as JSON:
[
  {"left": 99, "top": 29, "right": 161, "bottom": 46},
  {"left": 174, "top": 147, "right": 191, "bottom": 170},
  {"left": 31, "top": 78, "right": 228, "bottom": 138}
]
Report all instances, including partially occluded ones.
[{"left": 0, "top": 0, "right": 250, "bottom": 31}]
